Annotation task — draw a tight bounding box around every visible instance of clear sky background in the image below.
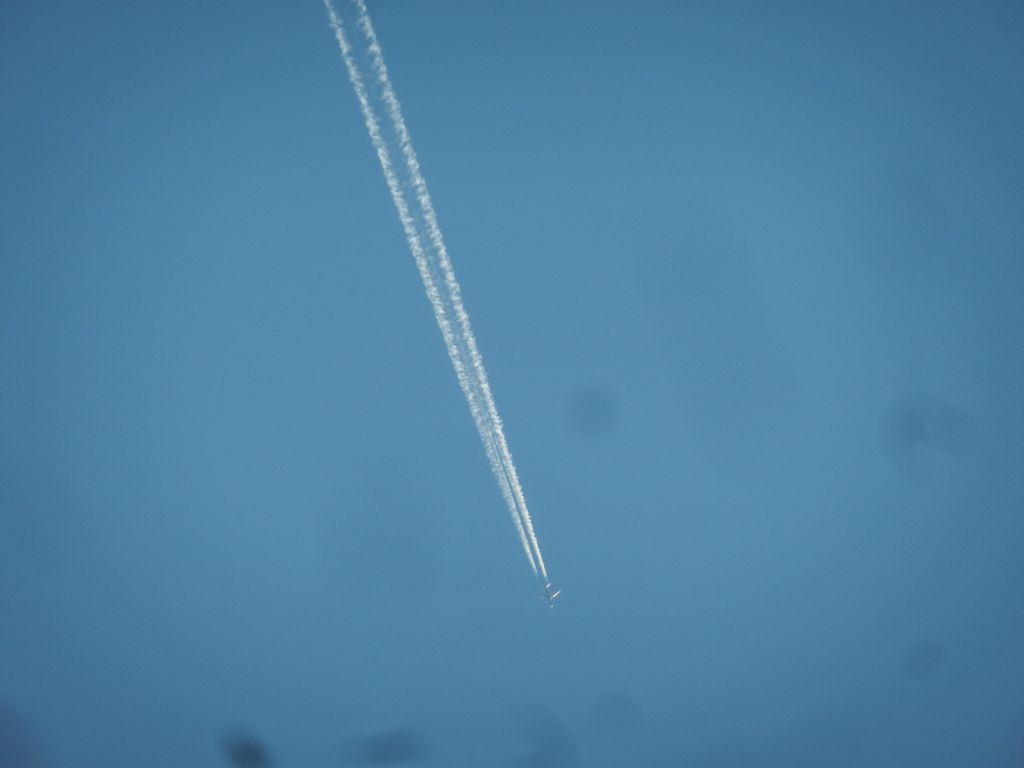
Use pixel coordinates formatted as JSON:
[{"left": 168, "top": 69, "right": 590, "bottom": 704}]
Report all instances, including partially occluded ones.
[{"left": 2, "top": 1, "right": 1023, "bottom": 766}]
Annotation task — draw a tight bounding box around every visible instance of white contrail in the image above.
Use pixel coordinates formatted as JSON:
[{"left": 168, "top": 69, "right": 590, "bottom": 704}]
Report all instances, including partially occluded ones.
[
  {"left": 349, "top": 1, "right": 550, "bottom": 582},
  {"left": 322, "top": 0, "right": 551, "bottom": 584}
]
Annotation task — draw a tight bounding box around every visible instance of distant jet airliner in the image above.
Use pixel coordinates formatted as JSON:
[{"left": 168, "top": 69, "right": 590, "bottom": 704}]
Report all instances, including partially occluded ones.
[{"left": 542, "top": 582, "right": 562, "bottom": 608}]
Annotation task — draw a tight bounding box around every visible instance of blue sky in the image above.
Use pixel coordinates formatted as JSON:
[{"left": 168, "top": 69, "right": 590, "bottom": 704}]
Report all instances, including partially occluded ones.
[{"left": 2, "top": 2, "right": 1024, "bottom": 766}]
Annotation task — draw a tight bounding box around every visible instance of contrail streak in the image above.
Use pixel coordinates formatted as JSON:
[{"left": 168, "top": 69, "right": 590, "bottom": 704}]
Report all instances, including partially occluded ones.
[{"left": 322, "top": 0, "right": 551, "bottom": 585}]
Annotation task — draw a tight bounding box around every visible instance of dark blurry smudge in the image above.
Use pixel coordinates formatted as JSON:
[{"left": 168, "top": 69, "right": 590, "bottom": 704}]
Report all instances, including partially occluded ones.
[
  {"left": 904, "top": 639, "right": 944, "bottom": 680},
  {"left": 347, "top": 728, "right": 427, "bottom": 765},
  {"left": 0, "top": 705, "right": 43, "bottom": 768},
  {"left": 882, "top": 390, "right": 970, "bottom": 467},
  {"left": 223, "top": 733, "right": 271, "bottom": 767},
  {"left": 516, "top": 713, "right": 580, "bottom": 768},
  {"left": 589, "top": 691, "right": 640, "bottom": 731},
  {"left": 566, "top": 383, "right": 619, "bottom": 439}
]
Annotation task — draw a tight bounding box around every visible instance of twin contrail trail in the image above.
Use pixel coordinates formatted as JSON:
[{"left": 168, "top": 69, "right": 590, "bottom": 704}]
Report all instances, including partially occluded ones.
[{"left": 321, "top": 0, "right": 552, "bottom": 589}]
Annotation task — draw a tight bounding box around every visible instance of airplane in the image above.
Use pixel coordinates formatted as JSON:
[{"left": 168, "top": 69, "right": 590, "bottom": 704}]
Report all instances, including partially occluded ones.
[{"left": 541, "top": 582, "right": 562, "bottom": 608}]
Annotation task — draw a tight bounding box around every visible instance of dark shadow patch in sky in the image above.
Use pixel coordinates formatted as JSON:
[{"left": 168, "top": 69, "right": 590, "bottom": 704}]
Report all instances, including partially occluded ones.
[
  {"left": 223, "top": 732, "right": 272, "bottom": 768},
  {"left": 881, "top": 390, "right": 971, "bottom": 468},
  {"left": 566, "top": 383, "right": 619, "bottom": 440},
  {"left": 346, "top": 728, "right": 428, "bottom": 765},
  {"left": 904, "top": 638, "right": 945, "bottom": 680}
]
